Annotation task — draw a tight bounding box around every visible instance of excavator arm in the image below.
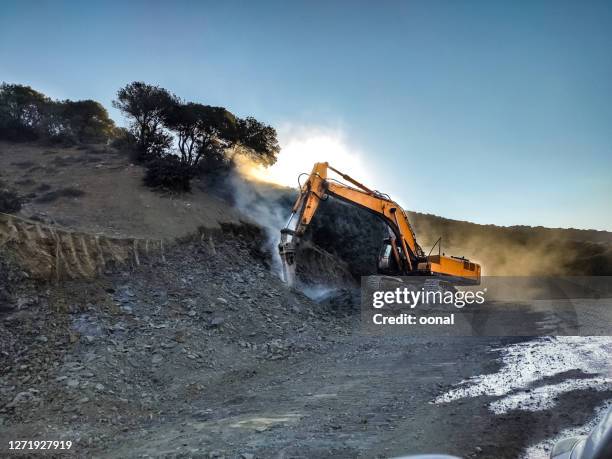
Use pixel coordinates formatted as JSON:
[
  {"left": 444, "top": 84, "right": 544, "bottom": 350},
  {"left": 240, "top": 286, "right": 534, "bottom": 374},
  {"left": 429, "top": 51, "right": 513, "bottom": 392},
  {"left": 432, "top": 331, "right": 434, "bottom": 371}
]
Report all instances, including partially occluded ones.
[{"left": 279, "top": 162, "right": 481, "bottom": 287}]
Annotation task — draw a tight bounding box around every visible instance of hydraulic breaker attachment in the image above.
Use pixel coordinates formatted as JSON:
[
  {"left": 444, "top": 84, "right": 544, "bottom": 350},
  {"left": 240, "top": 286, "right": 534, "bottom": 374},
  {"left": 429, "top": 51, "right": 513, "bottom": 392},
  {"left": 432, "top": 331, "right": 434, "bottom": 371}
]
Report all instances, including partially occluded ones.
[{"left": 279, "top": 228, "right": 297, "bottom": 287}]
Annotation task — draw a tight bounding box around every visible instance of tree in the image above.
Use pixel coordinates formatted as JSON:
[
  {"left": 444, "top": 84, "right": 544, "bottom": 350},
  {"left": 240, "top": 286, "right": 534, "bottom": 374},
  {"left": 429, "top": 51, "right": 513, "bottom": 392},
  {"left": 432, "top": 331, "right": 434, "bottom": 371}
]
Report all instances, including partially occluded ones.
[
  {"left": 112, "top": 82, "right": 176, "bottom": 161},
  {"left": 236, "top": 117, "right": 280, "bottom": 166},
  {"left": 107, "top": 84, "right": 283, "bottom": 192},
  {"left": 0, "top": 83, "right": 50, "bottom": 140},
  {"left": 0, "top": 83, "right": 117, "bottom": 144},
  {"left": 59, "top": 100, "right": 116, "bottom": 143},
  {"left": 163, "top": 102, "right": 238, "bottom": 168}
]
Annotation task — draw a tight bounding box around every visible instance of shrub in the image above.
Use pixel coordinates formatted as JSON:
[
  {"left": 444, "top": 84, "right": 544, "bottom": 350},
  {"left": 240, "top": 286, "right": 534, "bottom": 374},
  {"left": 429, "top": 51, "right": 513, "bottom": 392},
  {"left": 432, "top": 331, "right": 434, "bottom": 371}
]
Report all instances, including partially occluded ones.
[
  {"left": 35, "top": 183, "right": 51, "bottom": 192},
  {"left": 110, "top": 127, "right": 136, "bottom": 151},
  {"left": 10, "top": 160, "right": 36, "bottom": 169},
  {"left": 45, "top": 130, "right": 78, "bottom": 147},
  {"left": 0, "top": 186, "right": 22, "bottom": 213},
  {"left": 34, "top": 187, "right": 85, "bottom": 203},
  {"left": 143, "top": 156, "right": 193, "bottom": 192}
]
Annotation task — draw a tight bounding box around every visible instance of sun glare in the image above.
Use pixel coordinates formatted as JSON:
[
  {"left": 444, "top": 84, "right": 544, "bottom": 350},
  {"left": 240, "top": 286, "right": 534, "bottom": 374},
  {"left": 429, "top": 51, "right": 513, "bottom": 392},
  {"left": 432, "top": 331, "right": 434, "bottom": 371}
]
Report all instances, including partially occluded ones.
[{"left": 242, "top": 126, "right": 375, "bottom": 189}]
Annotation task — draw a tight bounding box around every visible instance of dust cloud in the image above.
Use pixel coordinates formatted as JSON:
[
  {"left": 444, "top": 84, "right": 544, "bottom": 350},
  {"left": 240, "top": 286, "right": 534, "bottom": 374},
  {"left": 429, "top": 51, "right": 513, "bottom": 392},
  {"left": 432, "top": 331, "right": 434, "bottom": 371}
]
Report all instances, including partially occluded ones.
[
  {"left": 411, "top": 213, "right": 612, "bottom": 276},
  {"left": 228, "top": 156, "right": 359, "bottom": 287},
  {"left": 227, "top": 156, "right": 296, "bottom": 278}
]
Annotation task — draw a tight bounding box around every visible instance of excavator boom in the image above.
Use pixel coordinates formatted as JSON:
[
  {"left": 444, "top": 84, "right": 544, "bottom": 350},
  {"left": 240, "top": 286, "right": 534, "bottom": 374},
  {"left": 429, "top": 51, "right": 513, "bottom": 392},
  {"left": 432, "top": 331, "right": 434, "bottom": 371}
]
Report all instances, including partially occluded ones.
[{"left": 279, "top": 162, "right": 481, "bottom": 287}]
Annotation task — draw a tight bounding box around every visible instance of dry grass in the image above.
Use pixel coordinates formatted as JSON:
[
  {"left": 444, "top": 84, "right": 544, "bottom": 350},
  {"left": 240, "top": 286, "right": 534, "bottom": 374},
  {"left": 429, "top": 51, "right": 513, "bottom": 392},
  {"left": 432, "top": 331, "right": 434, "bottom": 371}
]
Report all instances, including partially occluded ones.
[{"left": 0, "top": 141, "right": 243, "bottom": 239}]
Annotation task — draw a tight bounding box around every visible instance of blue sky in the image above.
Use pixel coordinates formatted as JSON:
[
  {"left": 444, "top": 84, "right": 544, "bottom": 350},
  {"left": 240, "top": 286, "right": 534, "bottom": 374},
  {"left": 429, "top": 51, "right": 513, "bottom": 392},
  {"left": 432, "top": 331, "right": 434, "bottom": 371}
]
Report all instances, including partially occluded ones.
[{"left": 2, "top": 1, "right": 611, "bottom": 230}]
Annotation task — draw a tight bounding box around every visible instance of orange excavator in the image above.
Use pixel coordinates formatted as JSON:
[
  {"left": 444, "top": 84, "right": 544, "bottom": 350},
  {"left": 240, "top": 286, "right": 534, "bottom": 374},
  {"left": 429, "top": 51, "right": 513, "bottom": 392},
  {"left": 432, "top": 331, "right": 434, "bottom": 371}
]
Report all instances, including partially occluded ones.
[{"left": 278, "top": 162, "right": 481, "bottom": 287}]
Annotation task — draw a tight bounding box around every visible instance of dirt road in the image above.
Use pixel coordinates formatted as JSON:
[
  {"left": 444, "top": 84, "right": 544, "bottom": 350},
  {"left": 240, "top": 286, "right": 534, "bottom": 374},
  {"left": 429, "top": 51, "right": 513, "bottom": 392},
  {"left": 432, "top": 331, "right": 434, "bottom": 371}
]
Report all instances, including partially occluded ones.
[{"left": 92, "top": 334, "right": 612, "bottom": 459}]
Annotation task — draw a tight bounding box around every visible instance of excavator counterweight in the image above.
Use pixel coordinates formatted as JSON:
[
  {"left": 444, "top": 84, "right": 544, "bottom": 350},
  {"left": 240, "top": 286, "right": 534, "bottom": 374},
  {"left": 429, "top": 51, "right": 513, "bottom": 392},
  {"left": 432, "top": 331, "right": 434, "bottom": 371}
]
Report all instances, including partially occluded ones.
[{"left": 279, "top": 162, "right": 481, "bottom": 287}]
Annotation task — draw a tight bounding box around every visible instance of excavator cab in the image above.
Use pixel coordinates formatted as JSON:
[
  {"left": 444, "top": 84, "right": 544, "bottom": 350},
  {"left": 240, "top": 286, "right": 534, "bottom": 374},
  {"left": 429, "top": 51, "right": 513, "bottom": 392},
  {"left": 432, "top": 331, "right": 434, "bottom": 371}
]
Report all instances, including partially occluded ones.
[
  {"left": 377, "top": 238, "right": 401, "bottom": 274},
  {"left": 377, "top": 239, "right": 393, "bottom": 273}
]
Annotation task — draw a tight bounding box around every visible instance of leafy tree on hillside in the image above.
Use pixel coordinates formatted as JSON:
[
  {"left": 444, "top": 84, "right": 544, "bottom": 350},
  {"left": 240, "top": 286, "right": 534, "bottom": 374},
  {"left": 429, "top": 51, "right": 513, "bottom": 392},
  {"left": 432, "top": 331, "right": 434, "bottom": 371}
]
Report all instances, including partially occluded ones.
[
  {"left": 112, "top": 82, "right": 176, "bottom": 161},
  {"left": 0, "top": 83, "right": 50, "bottom": 140},
  {"left": 141, "top": 102, "right": 239, "bottom": 191},
  {"left": 59, "top": 100, "right": 116, "bottom": 143},
  {"left": 163, "top": 102, "right": 239, "bottom": 168},
  {"left": 235, "top": 116, "right": 280, "bottom": 167},
  {"left": 0, "top": 83, "right": 117, "bottom": 144},
  {"left": 112, "top": 81, "right": 281, "bottom": 191}
]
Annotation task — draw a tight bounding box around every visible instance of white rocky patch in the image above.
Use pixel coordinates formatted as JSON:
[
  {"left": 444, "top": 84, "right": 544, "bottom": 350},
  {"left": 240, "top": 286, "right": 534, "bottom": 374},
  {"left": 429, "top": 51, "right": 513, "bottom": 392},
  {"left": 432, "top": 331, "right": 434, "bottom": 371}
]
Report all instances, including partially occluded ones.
[{"left": 434, "top": 337, "right": 612, "bottom": 413}]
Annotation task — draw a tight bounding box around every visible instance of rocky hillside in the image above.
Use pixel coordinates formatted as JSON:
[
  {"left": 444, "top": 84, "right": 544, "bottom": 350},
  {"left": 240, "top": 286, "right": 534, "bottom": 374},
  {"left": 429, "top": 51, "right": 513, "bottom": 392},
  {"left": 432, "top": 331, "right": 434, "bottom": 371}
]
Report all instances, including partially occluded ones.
[{"left": 0, "top": 224, "right": 354, "bottom": 455}]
